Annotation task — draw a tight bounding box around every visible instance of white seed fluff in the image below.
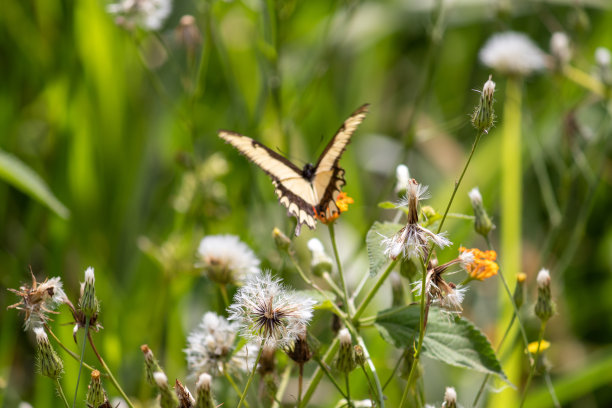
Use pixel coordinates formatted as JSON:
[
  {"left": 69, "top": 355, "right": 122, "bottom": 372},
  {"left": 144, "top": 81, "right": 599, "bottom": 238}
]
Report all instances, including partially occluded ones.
[
  {"left": 537, "top": 268, "right": 551, "bottom": 288},
  {"left": 480, "top": 31, "right": 547, "bottom": 76},
  {"left": 196, "top": 234, "right": 260, "bottom": 285}
]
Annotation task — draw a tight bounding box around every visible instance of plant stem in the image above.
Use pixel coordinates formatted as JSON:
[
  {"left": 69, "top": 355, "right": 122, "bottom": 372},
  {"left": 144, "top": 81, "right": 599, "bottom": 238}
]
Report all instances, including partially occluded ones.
[
  {"left": 298, "top": 364, "right": 303, "bottom": 408},
  {"left": 87, "top": 332, "right": 135, "bottom": 408},
  {"left": 219, "top": 284, "right": 230, "bottom": 308},
  {"left": 55, "top": 378, "right": 70, "bottom": 408},
  {"left": 356, "top": 335, "right": 385, "bottom": 408},
  {"left": 301, "top": 338, "right": 340, "bottom": 407},
  {"left": 237, "top": 340, "right": 265, "bottom": 408},
  {"left": 72, "top": 317, "right": 89, "bottom": 408},
  {"left": 224, "top": 369, "right": 251, "bottom": 408},
  {"left": 353, "top": 259, "right": 398, "bottom": 321},
  {"left": 544, "top": 372, "right": 561, "bottom": 408},
  {"left": 271, "top": 365, "right": 291, "bottom": 408},
  {"left": 361, "top": 365, "right": 377, "bottom": 405},
  {"left": 345, "top": 373, "right": 352, "bottom": 407},
  {"left": 328, "top": 223, "right": 351, "bottom": 318},
  {"left": 44, "top": 325, "right": 97, "bottom": 372},
  {"left": 520, "top": 321, "right": 547, "bottom": 407},
  {"left": 315, "top": 357, "right": 349, "bottom": 401},
  {"left": 383, "top": 349, "right": 409, "bottom": 391},
  {"left": 322, "top": 271, "right": 345, "bottom": 300}
]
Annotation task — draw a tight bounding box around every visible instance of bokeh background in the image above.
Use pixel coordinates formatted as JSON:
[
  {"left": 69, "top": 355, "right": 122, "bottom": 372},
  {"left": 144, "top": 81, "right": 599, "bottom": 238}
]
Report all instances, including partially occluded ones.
[{"left": 1, "top": 0, "right": 611, "bottom": 407}]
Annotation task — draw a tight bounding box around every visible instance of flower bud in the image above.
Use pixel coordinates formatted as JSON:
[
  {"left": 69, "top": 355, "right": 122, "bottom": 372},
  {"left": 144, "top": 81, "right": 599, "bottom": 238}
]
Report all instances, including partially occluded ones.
[
  {"left": 468, "top": 187, "right": 494, "bottom": 237},
  {"left": 354, "top": 345, "right": 366, "bottom": 366},
  {"left": 272, "top": 227, "right": 291, "bottom": 253},
  {"left": 79, "top": 267, "right": 99, "bottom": 319},
  {"left": 390, "top": 272, "right": 405, "bottom": 307},
  {"left": 394, "top": 164, "right": 410, "bottom": 198},
  {"left": 176, "top": 15, "right": 202, "bottom": 56},
  {"left": 285, "top": 327, "right": 313, "bottom": 365},
  {"left": 153, "top": 371, "right": 179, "bottom": 408},
  {"left": 513, "top": 272, "right": 527, "bottom": 309},
  {"left": 534, "top": 269, "right": 555, "bottom": 322},
  {"left": 443, "top": 386, "right": 457, "bottom": 408},
  {"left": 307, "top": 238, "right": 333, "bottom": 277},
  {"left": 335, "top": 329, "right": 356, "bottom": 373},
  {"left": 34, "top": 327, "right": 63, "bottom": 380},
  {"left": 141, "top": 344, "right": 163, "bottom": 386},
  {"left": 550, "top": 32, "right": 571, "bottom": 69},
  {"left": 471, "top": 76, "right": 496, "bottom": 133},
  {"left": 175, "top": 379, "right": 195, "bottom": 408},
  {"left": 595, "top": 47, "right": 612, "bottom": 87},
  {"left": 195, "top": 373, "right": 215, "bottom": 408},
  {"left": 86, "top": 370, "right": 108, "bottom": 408}
]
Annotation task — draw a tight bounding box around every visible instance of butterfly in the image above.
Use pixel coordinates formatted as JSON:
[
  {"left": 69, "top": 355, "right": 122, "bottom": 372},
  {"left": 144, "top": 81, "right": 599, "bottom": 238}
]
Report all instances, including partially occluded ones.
[{"left": 218, "top": 104, "right": 369, "bottom": 235}]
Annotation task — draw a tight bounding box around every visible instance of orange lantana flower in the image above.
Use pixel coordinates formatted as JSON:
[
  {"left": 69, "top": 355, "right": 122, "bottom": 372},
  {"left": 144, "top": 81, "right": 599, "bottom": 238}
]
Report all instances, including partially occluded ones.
[{"left": 459, "top": 246, "right": 499, "bottom": 280}]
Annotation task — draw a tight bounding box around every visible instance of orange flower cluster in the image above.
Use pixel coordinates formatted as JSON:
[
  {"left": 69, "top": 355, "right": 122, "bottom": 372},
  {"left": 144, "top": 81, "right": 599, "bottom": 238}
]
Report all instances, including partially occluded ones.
[
  {"left": 459, "top": 246, "right": 499, "bottom": 280},
  {"left": 315, "top": 193, "right": 354, "bottom": 224}
]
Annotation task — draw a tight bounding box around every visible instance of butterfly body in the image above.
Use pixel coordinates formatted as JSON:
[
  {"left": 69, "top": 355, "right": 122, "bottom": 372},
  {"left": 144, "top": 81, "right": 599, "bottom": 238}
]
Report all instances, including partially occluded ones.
[{"left": 219, "top": 104, "right": 369, "bottom": 235}]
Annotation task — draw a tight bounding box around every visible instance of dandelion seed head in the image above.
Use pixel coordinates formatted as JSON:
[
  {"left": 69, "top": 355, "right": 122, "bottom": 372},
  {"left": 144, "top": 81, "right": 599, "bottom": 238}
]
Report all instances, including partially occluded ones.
[
  {"left": 394, "top": 164, "right": 410, "bottom": 195},
  {"left": 480, "top": 31, "right": 547, "bottom": 76},
  {"left": 550, "top": 32, "right": 571, "bottom": 65},
  {"left": 107, "top": 0, "right": 172, "bottom": 31},
  {"left": 228, "top": 272, "right": 315, "bottom": 348},
  {"left": 8, "top": 274, "right": 67, "bottom": 331},
  {"left": 595, "top": 47, "right": 611, "bottom": 67},
  {"left": 444, "top": 386, "right": 457, "bottom": 403},
  {"left": 196, "top": 234, "right": 260, "bottom": 285}
]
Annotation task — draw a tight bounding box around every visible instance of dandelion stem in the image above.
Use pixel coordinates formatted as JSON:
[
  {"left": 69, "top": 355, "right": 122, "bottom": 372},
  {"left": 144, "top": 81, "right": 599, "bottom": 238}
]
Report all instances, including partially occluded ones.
[
  {"left": 55, "top": 378, "right": 70, "bottom": 408},
  {"left": 562, "top": 65, "right": 606, "bottom": 96},
  {"left": 355, "top": 335, "right": 385, "bottom": 408},
  {"left": 72, "top": 317, "right": 89, "bottom": 408},
  {"left": 237, "top": 340, "right": 265, "bottom": 408},
  {"left": 383, "top": 349, "right": 409, "bottom": 391},
  {"left": 298, "top": 364, "right": 303, "bottom": 407},
  {"left": 328, "top": 223, "right": 351, "bottom": 318},
  {"left": 544, "top": 372, "right": 561, "bottom": 408},
  {"left": 271, "top": 365, "right": 291, "bottom": 408},
  {"left": 44, "top": 325, "right": 97, "bottom": 372},
  {"left": 402, "top": 129, "right": 485, "bottom": 407},
  {"left": 300, "top": 337, "right": 340, "bottom": 407},
  {"left": 361, "top": 365, "right": 377, "bottom": 405},
  {"left": 87, "top": 332, "right": 135, "bottom": 408},
  {"left": 322, "top": 271, "right": 345, "bottom": 300},
  {"left": 345, "top": 373, "right": 352, "bottom": 407},
  {"left": 224, "top": 369, "right": 251, "bottom": 408},
  {"left": 315, "top": 357, "right": 349, "bottom": 401},
  {"left": 353, "top": 259, "right": 399, "bottom": 321},
  {"left": 520, "top": 321, "right": 548, "bottom": 407},
  {"left": 219, "top": 284, "right": 230, "bottom": 308}
]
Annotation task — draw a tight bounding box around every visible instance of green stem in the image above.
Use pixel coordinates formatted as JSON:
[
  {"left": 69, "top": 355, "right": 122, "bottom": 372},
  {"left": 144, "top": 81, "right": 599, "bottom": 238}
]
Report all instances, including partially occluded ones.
[
  {"left": 345, "top": 373, "right": 352, "bottom": 407},
  {"left": 361, "top": 365, "right": 377, "bottom": 405},
  {"left": 219, "top": 284, "right": 230, "bottom": 308},
  {"left": 87, "top": 332, "right": 135, "bottom": 408},
  {"left": 224, "top": 369, "right": 251, "bottom": 408},
  {"left": 383, "top": 349, "right": 409, "bottom": 391},
  {"left": 315, "top": 357, "right": 349, "bottom": 401},
  {"left": 353, "top": 259, "right": 399, "bottom": 321},
  {"left": 520, "top": 321, "right": 547, "bottom": 407},
  {"left": 44, "top": 325, "right": 97, "bottom": 372},
  {"left": 298, "top": 364, "right": 303, "bottom": 408},
  {"left": 355, "top": 335, "right": 385, "bottom": 408},
  {"left": 544, "top": 372, "right": 561, "bottom": 408},
  {"left": 237, "top": 340, "right": 265, "bottom": 408},
  {"left": 72, "top": 317, "right": 89, "bottom": 408},
  {"left": 328, "top": 223, "right": 351, "bottom": 318},
  {"left": 322, "top": 271, "right": 345, "bottom": 300},
  {"left": 271, "top": 365, "right": 291, "bottom": 408},
  {"left": 300, "top": 338, "right": 340, "bottom": 407},
  {"left": 55, "top": 378, "right": 70, "bottom": 408}
]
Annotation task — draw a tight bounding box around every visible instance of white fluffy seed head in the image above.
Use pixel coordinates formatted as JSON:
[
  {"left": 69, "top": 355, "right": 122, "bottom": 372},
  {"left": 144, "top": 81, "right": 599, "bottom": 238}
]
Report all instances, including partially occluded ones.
[
  {"left": 537, "top": 269, "right": 551, "bottom": 288},
  {"left": 196, "top": 235, "right": 260, "bottom": 285},
  {"left": 444, "top": 386, "right": 457, "bottom": 403},
  {"left": 468, "top": 187, "right": 483, "bottom": 206},
  {"left": 480, "top": 31, "right": 547, "bottom": 76},
  {"left": 550, "top": 32, "right": 571, "bottom": 64},
  {"left": 34, "top": 326, "right": 48, "bottom": 343},
  {"left": 394, "top": 164, "right": 410, "bottom": 194},
  {"left": 307, "top": 238, "right": 324, "bottom": 253},
  {"left": 595, "top": 47, "right": 611, "bottom": 67},
  {"left": 106, "top": 0, "right": 172, "bottom": 31}
]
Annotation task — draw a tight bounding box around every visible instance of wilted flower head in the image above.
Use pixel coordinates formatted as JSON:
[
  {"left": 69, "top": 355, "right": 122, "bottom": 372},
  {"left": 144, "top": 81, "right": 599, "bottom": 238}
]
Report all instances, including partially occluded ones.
[
  {"left": 174, "top": 379, "right": 195, "bottom": 408},
  {"left": 413, "top": 256, "right": 469, "bottom": 314},
  {"left": 107, "top": 0, "right": 172, "bottom": 31},
  {"left": 185, "top": 312, "right": 254, "bottom": 377},
  {"left": 196, "top": 234, "right": 260, "bottom": 285},
  {"left": 284, "top": 325, "right": 313, "bottom": 365},
  {"left": 153, "top": 371, "right": 179, "bottom": 408},
  {"left": 86, "top": 370, "right": 108, "bottom": 408},
  {"left": 480, "top": 31, "right": 547, "bottom": 76},
  {"left": 8, "top": 271, "right": 67, "bottom": 330},
  {"left": 468, "top": 187, "right": 494, "bottom": 236},
  {"left": 382, "top": 179, "right": 451, "bottom": 260},
  {"left": 228, "top": 271, "right": 315, "bottom": 348},
  {"left": 459, "top": 247, "right": 499, "bottom": 280}
]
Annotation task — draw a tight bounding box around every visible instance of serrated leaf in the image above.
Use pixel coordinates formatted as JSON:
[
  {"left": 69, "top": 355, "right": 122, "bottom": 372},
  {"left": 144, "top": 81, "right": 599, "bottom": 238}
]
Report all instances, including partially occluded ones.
[
  {"left": 296, "top": 290, "right": 336, "bottom": 310},
  {"left": 0, "top": 150, "right": 70, "bottom": 219},
  {"left": 366, "top": 221, "right": 403, "bottom": 276},
  {"left": 374, "top": 305, "right": 509, "bottom": 383}
]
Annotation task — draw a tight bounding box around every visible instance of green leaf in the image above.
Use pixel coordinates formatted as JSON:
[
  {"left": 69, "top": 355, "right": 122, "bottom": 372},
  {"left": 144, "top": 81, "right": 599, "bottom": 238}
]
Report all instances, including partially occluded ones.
[
  {"left": 0, "top": 150, "right": 70, "bottom": 219},
  {"left": 377, "top": 201, "right": 396, "bottom": 209},
  {"left": 297, "top": 290, "right": 336, "bottom": 311},
  {"left": 374, "top": 305, "right": 509, "bottom": 383},
  {"left": 366, "top": 221, "right": 403, "bottom": 277}
]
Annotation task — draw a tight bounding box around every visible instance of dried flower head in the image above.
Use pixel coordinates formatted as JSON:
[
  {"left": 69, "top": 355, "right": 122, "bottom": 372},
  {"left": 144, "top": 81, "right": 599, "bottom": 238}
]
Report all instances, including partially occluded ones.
[
  {"left": 153, "top": 371, "right": 179, "bottom": 408},
  {"left": 175, "top": 379, "right": 195, "bottom": 408},
  {"left": 79, "top": 267, "right": 99, "bottom": 319},
  {"left": 480, "top": 31, "right": 547, "bottom": 76},
  {"left": 196, "top": 235, "right": 260, "bottom": 285},
  {"left": 185, "top": 312, "right": 255, "bottom": 377},
  {"left": 382, "top": 180, "right": 451, "bottom": 260},
  {"left": 413, "top": 257, "right": 469, "bottom": 314},
  {"left": 86, "top": 370, "right": 108, "bottom": 408},
  {"left": 228, "top": 272, "right": 315, "bottom": 348},
  {"left": 8, "top": 271, "right": 67, "bottom": 330},
  {"left": 141, "top": 344, "right": 163, "bottom": 386},
  {"left": 176, "top": 15, "right": 202, "bottom": 55},
  {"left": 335, "top": 328, "right": 356, "bottom": 373},
  {"left": 468, "top": 187, "right": 494, "bottom": 236},
  {"left": 459, "top": 247, "right": 499, "bottom": 280},
  {"left": 535, "top": 268, "right": 555, "bottom": 322},
  {"left": 107, "top": 0, "right": 172, "bottom": 31},
  {"left": 284, "top": 325, "right": 313, "bottom": 365}
]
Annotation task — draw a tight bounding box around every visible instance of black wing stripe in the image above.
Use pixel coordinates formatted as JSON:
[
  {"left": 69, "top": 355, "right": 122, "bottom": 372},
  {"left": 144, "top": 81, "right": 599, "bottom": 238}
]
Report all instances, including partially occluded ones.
[{"left": 274, "top": 181, "right": 317, "bottom": 229}]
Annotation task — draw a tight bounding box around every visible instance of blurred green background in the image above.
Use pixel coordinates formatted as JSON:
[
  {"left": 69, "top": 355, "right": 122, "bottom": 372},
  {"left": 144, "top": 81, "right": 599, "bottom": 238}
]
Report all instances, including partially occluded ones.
[{"left": 1, "top": 0, "right": 612, "bottom": 407}]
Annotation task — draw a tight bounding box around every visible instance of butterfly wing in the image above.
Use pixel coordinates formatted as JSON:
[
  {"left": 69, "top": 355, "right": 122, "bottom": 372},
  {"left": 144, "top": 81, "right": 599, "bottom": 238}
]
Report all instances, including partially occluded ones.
[
  {"left": 218, "top": 131, "right": 318, "bottom": 234},
  {"left": 312, "top": 104, "right": 369, "bottom": 219}
]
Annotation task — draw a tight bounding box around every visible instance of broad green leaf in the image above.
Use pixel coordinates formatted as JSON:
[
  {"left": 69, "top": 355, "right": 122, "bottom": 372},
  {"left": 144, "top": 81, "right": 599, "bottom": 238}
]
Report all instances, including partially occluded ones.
[
  {"left": 375, "top": 305, "right": 509, "bottom": 383},
  {"left": 366, "top": 221, "right": 403, "bottom": 276},
  {"left": 297, "top": 290, "right": 336, "bottom": 311},
  {"left": 0, "top": 150, "right": 70, "bottom": 219},
  {"left": 377, "top": 201, "right": 396, "bottom": 209}
]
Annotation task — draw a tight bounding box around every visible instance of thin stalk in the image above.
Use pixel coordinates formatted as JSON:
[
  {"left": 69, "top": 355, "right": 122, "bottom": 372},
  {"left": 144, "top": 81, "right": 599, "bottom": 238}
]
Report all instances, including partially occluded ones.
[
  {"left": 45, "top": 325, "right": 96, "bottom": 372},
  {"left": 237, "top": 341, "right": 265, "bottom": 408},
  {"left": 271, "top": 365, "right": 291, "bottom": 408},
  {"left": 224, "top": 370, "right": 251, "bottom": 408},
  {"left": 345, "top": 373, "right": 352, "bottom": 408},
  {"left": 55, "top": 378, "right": 70, "bottom": 408},
  {"left": 328, "top": 223, "right": 351, "bottom": 318},
  {"left": 322, "top": 271, "right": 345, "bottom": 300},
  {"left": 300, "top": 337, "right": 340, "bottom": 407},
  {"left": 219, "top": 284, "right": 230, "bottom": 308},
  {"left": 360, "top": 365, "right": 377, "bottom": 405},
  {"left": 315, "top": 358, "right": 349, "bottom": 401},
  {"left": 355, "top": 335, "right": 385, "bottom": 408},
  {"left": 383, "top": 349, "right": 409, "bottom": 391},
  {"left": 562, "top": 65, "right": 606, "bottom": 96},
  {"left": 353, "top": 259, "right": 398, "bottom": 321},
  {"left": 87, "top": 332, "right": 135, "bottom": 408},
  {"left": 72, "top": 317, "right": 89, "bottom": 408},
  {"left": 544, "top": 372, "right": 561, "bottom": 408},
  {"left": 298, "top": 364, "right": 303, "bottom": 407},
  {"left": 520, "top": 321, "right": 547, "bottom": 407}
]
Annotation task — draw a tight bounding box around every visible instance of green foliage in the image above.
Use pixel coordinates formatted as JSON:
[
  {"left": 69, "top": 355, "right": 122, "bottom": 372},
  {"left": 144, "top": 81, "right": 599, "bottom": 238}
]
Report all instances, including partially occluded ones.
[{"left": 366, "top": 221, "right": 403, "bottom": 276}]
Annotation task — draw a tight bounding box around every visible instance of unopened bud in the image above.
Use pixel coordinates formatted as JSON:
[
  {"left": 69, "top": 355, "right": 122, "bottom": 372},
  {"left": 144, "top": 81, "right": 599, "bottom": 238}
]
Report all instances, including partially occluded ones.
[
  {"left": 390, "top": 272, "right": 404, "bottom": 307},
  {"left": 534, "top": 269, "right": 555, "bottom": 322},
  {"left": 273, "top": 227, "right": 292, "bottom": 252},
  {"left": 79, "top": 267, "right": 99, "bottom": 319},
  {"left": 141, "top": 344, "right": 163, "bottom": 386},
  {"left": 307, "top": 238, "right": 333, "bottom": 277},
  {"left": 175, "top": 379, "right": 195, "bottom": 408},
  {"left": 595, "top": 47, "right": 612, "bottom": 86},
  {"left": 354, "top": 345, "right": 366, "bottom": 366},
  {"left": 195, "top": 373, "right": 215, "bottom": 408},
  {"left": 176, "top": 15, "right": 202, "bottom": 55},
  {"left": 285, "top": 328, "right": 312, "bottom": 365},
  {"left": 468, "top": 187, "right": 494, "bottom": 237},
  {"left": 550, "top": 32, "right": 571, "bottom": 69},
  {"left": 513, "top": 272, "right": 527, "bottom": 309},
  {"left": 471, "top": 75, "right": 496, "bottom": 133},
  {"left": 34, "top": 327, "right": 63, "bottom": 380},
  {"left": 443, "top": 386, "right": 457, "bottom": 408},
  {"left": 86, "top": 370, "right": 108, "bottom": 407},
  {"left": 153, "top": 371, "right": 179, "bottom": 408},
  {"left": 394, "top": 164, "right": 410, "bottom": 197},
  {"left": 335, "top": 329, "right": 356, "bottom": 373}
]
